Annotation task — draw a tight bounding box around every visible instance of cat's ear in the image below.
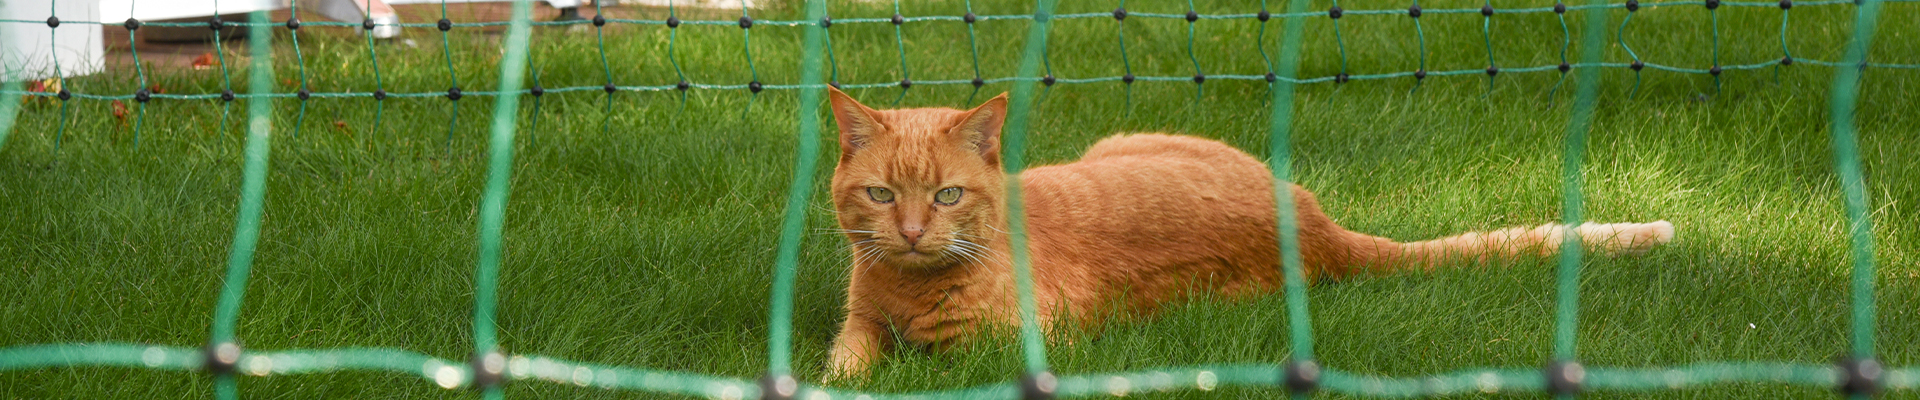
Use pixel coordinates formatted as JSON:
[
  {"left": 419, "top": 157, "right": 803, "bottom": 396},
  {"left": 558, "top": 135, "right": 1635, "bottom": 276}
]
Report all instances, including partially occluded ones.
[
  {"left": 828, "top": 87, "right": 884, "bottom": 158},
  {"left": 950, "top": 93, "right": 1008, "bottom": 164}
]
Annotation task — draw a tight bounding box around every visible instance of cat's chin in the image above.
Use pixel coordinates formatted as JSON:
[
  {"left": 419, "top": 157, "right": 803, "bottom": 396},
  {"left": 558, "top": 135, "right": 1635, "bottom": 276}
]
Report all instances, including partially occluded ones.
[{"left": 881, "top": 251, "right": 958, "bottom": 271}]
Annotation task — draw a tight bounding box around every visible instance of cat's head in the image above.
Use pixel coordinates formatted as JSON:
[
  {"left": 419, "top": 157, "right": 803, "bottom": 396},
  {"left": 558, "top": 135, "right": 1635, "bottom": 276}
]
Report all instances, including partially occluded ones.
[{"left": 827, "top": 87, "right": 1008, "bottom": 270}]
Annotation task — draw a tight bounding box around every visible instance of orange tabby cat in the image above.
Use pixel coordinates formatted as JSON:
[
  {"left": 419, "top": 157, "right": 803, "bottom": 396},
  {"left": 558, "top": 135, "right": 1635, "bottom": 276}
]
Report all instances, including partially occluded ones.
[{"left": 823, "top": 88, "right": 1673, "bottom": 377}]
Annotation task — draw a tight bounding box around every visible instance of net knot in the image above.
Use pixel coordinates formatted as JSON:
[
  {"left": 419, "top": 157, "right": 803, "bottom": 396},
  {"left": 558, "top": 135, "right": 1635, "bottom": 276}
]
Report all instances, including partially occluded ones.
[
  {"left": 1486, "top": 66, "right": 1499, "bottom": 77},
  {"left": 446, "top": 87, "right": 463, "bottom": 100},
  {"left": 1329, "top": 6, "right": 1344, "bottom": 19},
  {"left": 58, "top": 89, "right": 72, "bottom": 101},
  {"left": 1546, "top": 360, "right": 1585, "bottom": 396},
  {"left": 1041, "top": 75, "right": 1055, "bottom": 86},
  {"left": 1705, "top": 0, "right": 1721, "bottom": 9},
  {"left": 1631, "top": 60, "right": 1645, "bottom": 71},
  {"left": 604, "top": 83, "right": 617, "bottom": 94},
  {"left": 1112, "top": 7, "right": 1126, "bottom": 21},
  {"left": 1481, "top": 5, "right": 1495, "bottom": 16},
  {"left": 1192, "top": 74, "right": 1206, "bottom": 84},
  {"left": 749, "top": 81, "right": 763, "bottom": 93},
  {"left": 971, "top": 78, "right": 984, "bottom": 87},
  {"left": 1258, "top": 9, "right": 1271, "bottom": 21},
  {"left": 470, "top": 352, "right": 506, "bottom": 389},
  {"left": 1409, "top": 5, "right": 1422, "bottom": 18},
  {"left": 1555, "top": 2, "right": 1567, "bottom": 14},
  {"left": 1185, "top": 11, "right": 1199, "bottom": 22},
  {"left": 1414, "top": 69, "right": 1427, "bottom": 80},
  {"left": 221, "top": 90, "right": 235, "bottom": 102},
  {"left": 373, "top": 89, "right": 387, "bottom": 101},
  {"left": 1263, "top": 72, "right": 1275, "bottom": 83},
  {"left": 530, "top": 85, "right": 546, "bottom": 97},
  {"left": 1559, "top": 62, "right": 1572, "bottom": 73},
  {"left": 759, "top": 374, "right": 797, "bottom": 400},
  {"left": 1781, "top": 56, "right": 1794, "bottom": 66},
  {"left": 963, "top": 13, "right": 976, "bottom": 24},
  {"left": 738, "top": 16, "right": 753, "bottom": 29},
  {"left": 1709, "top": 65, "right": 1723, "bottom": 76},
  {"left": 1335, "top": 73, "right": 1350, "bottom": 83},
  {"left": 1285, "top": 360, "right": 1321, "bottom": 394},
  {"left": 136, "top": 88, "right": 153, "bottom": 103},
  {"left": 1126, "top": 74, "right": 1138, "bottom": 84},
  {"left": 891, "top": 13, "right": 904, "bottom": 25},
  {"left": 285, "top": 18, "right": 300, "bottom": 30},
  {"left": 1780, "top": 0, "right": 1793, "bottom": 9},
  {"left": 821, "top": 16, "right": 833, "bottom": 28},
  {"left": 1021, "top": 372, "right": 1057, "bottom": 400},
  {"left": 296, "top": 89, "right": 310, "bottom": 100},
  {"left": 900, "top": 79, "right": 913, "bottom": 89},
  {"left": 125, "top": 18, "right": 142, "bottom": 30},
  {"left": 1626, "top": 0, "right": 1640, "bottom": 12},
  {"left": 210, "top": 16, "right": 225, "bottom": 31},
  {"left": 438, "top": 18, "right": 453, "bottom": 31},
  {"left": 593, "top": 14, "right": 607, "bottom": 27},
  {"left": 46, "top": 16, "right": 59, "bottom": 28},
  {"left": 676, "top": 81, "right": 691, "bottom": 91},
  {"left": 666, "top": 16, "right": 680, "bottom": 28},
  {"left": 1838, "top": 357, "right": 1884, "bottom": 397},
  {"left": 362, "top": 18, "right": 375, "bottom": 31}
]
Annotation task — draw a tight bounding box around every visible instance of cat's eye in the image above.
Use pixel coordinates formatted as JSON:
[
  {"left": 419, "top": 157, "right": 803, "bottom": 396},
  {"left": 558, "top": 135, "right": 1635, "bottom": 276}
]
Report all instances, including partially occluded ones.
[
  {"left": 867, "top": 187, "right": 894, "bottom": 203},
  {"left": 935, "top": 187, "right": 963, "bottom": 205}
]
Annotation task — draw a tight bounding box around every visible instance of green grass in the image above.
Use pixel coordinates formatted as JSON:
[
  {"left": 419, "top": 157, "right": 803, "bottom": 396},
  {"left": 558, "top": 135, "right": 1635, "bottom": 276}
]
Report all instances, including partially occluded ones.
[{"left": 3, "top": 0, "right": 1918, "bottom": 398}]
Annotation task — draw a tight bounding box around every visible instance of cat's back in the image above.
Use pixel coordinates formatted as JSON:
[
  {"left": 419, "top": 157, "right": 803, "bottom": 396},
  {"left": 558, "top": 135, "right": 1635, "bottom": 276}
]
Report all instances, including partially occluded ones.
[{"left": 1018, "top": 134, "right": 1279, "bottom": 278}]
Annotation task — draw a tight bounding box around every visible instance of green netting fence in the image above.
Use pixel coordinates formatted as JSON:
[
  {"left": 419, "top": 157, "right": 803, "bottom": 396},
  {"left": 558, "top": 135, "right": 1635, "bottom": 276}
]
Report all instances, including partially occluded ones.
[{"left": 0, "top": 0, "right": 1914, "bottom": 398}]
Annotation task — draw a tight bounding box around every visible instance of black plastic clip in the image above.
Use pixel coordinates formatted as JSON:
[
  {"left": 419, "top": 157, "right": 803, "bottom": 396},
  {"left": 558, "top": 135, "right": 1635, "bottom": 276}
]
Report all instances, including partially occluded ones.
[
  {"left": 759, "top": 374, "right": 797, "bottom": 400},
  {"left": 1780, "top": 56, "right": 1794, "bottom": 66},
  {"left": 676, "top": 81, "right": 690, "bottom": 91},
  {"left": 1486, "top": 66, "right": 1499, "bottom": 77},
  {"left": 47, "top": 16, "right": 60, "bottom": 28},
  {"left": 530, "top": 85, "right": 546, "bottom": 97},
  {"left": 126, "top": 18, "right": 142, "bottom": 30},
  {"left": 1481, "top": 5, "right": 1495, "bottom": 16},
  {"left": 592, "top": 14, "right": 607, "bottom": 27},
  {"left": 899, "top": 79, "right": 913, "bottom": 89},
  {"left": 1780, "top": 0, "right": 1793, "bottom": 9},
  {"left": 1263, "top": 72, "right": 1275, "bottom": 83},
  {"left": 1630, "top": 60, "right": 1645, "bottom": 71},
  {"left": 1329, "top": 6, "right": 1344, "bottom": 19},
  {"left": 1559, "top": 62, "right": 1572, "bottom": 73},
  {"left": 1545, "top": 360, "right": 1585, "bottom": 397},
  {"left": 1185, "top": 11, "right": 1199, "bottom": 22},
  {"left": 749, "top": 81, "right": 763, "bottom": 93},
  {"left": 1041, "top": 75, "right": 1055, "bottom": 86},
  {"left": 821, "top": 16, "right": 833, "bottom": 28},
  {"left": 446, "top": 87, "right": 462, "bottom": 101},
  {"left": 1258, "top": 10, "right": 1272, "bottom": 21},
  {"left": 971, "top": 78, "right": 985, "bottom": 88},
  {"left": 1021, "top": 372, "right": 1057, "bottom": 400},
  {"left": 1112, "top": 7, "right": 1126, "bottom": 21},
  {"left": 666, "top": 16, "right": 681, "bottom": 28},
  {"left": 1709, "top": 65, "right": 1722, "bottom": 76},
  {"left": 221, "top": 90, "right": 235, "bottom": 102},
  {"left": 1705, "top": 0, "right": 1721, "bottom": 9},
  {"left": 603, "top": 83, "right": 617, "bottom": 94},
  {"left": 1335, "top": 73, "right": 1350, "bottom": 84},
  {"left": 1192, "top": 74, "right": 1206, "bottom": 84},
  {"left": 284, "top": 18, "right": 300, "bottom": 30},
  {"left": 1837, "top": 357, "right": 1883, "bottom": 397},
  {"left": 891, "top": 13, "right": 904, "bottom": 26},
  {"left": 438, "top": 18, "right": 453, "bottom": 31},
  {"left": 296, "top": 89, "right": 310, "bottom": 100},
  {"left": 204, "top": 342, "right": 241, "bottom": 375},
  {"left": 1626, "top": 0, "right": 1640, "bottom": 12},
  {"left": 136, "top": 88, "right": 153, "bottom": 103},
  {"left": 1555, "top": 2, "right": 1568, "bottom": 14},
  {"left": 1409, "top": 5, "right": 1423, "bottom": 18},
  {"left": 1285, "top": 360, "right": 1321, "bottom": 395},
  {"left": 361, "top": 18, "right": 375, "bottom": 31},
  {"left": 1414, "top": 69, "right": 1427, "bottom": 80},
  {"left": 372, "top": 89, "right": 387, "bottom": 101},
  {"left": 211, "top": 16, "right": 225, "bottom": 31},
  {"left": 964, "top": 13, "right": 977, "bottom": 24},
  {"left": 471, "top": 352, "right": 506, "bottom": 389},
  {"left": 738, "top": 16, "right": 753, "bottom": 29}
]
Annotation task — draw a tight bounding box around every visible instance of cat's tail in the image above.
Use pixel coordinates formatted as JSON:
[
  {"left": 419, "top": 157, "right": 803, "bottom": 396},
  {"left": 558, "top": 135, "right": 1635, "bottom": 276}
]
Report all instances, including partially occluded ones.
[{"left": 1359, "top": 221, "right": 1675, "bottom": 271}]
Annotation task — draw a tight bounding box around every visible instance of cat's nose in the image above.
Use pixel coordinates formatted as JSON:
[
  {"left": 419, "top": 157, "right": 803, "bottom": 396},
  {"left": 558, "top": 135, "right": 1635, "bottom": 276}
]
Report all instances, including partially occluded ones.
[{"left": 900, "top": 227, "right": 924, "bottom": 245}]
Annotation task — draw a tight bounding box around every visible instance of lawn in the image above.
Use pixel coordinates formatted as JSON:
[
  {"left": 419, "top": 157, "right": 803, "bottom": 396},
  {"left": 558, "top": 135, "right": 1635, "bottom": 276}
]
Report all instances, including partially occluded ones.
[{"left": 2, "top": 0, "right": 1917, "bottom": 398}]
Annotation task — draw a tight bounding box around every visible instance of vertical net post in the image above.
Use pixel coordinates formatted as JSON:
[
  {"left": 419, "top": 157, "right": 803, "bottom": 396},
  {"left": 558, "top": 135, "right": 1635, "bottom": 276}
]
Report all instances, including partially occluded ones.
[
  {"left": 207, "top": 10, "right": 277, "bottom": 400},
  {"left": 1268, "top": 0, "right": 1317, "bottom": 396},
  {"left": 471, "top": 1, "right": 536, "bottom": 399},
  {"left": 1002, "top": 0, "right": 1061, "bottom": 379},
  {"left": 0, "top": 64, "right": 21, "bottom": 151},
  {"left": 1829, "top": 0, "right": 1883, "bottom": 365},
  {"left": 1546, "top": 1, "right": 1613, "bottom": 397},
  {"left": 765, "top": 0, "right": 830, "bottom": 385}
]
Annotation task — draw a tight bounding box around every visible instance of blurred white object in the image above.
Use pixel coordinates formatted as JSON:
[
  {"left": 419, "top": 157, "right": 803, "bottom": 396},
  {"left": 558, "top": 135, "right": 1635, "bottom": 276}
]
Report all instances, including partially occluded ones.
[
  {"left": 304, "top": 0, "right": 402, "bottom": 39},
  {"left": 99, "top": 0, "right": 280, "bottom": 23},
  {"left": 1, "top": 0, "right": 104, "bottom": 80}
]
